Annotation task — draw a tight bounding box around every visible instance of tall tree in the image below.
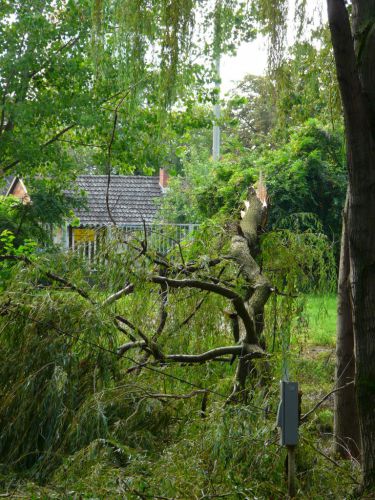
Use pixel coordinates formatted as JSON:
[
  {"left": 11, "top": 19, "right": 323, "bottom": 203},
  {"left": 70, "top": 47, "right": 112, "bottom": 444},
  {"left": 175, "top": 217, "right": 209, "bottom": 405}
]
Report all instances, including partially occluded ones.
[
  {"left": 327, "top": 0, "right": 375, "bottom": 490},
  {"left": 334, "top": 190, "right": 360, "bottom": 459},
  {"left": 0, "top": 0, "right": 96, "bottom": 179}
]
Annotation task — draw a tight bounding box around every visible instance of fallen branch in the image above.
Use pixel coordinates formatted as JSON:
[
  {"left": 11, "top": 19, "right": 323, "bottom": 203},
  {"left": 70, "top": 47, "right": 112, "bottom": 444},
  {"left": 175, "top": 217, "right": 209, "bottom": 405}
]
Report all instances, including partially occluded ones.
[
  {"left": 154, "top": 273, "right": 168, "bottom": 338},
  {"left": 301, "top": 436, "right": 359, "bottom": 484},
  {"left": 181, "top": 257, "right": 224, "bottom": 273},
  {"left": 151, "top": 276, "right": 257, "bottom": 344},
  {"left": 117, "top": 343, "right": 264, "bottom": 364},
  {"left": 166, "top": 345, "right": 264, "bottom": 363},
  {"left": 151, "top": 276, "right": 236, "bottom": 298},
  {"left": 117, "top": 340, "right": 146, "bottom": 356},
  {"left": 102, "top": 284, "right": 134, "bottom": 306},
  {"left": 115, "top": 315, "right": 165, "bottom": 361},
  {"left": 179, "top": 294, "right": 207, "bottom": 328}
]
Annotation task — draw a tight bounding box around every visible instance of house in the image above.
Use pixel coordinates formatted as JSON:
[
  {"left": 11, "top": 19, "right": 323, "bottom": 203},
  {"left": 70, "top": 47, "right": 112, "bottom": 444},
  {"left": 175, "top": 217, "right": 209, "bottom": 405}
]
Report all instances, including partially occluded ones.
[
  {"left": 2, "top": 169, "right": 197, "bottom": 257},
  {"left": 62, "top": 169, "right": 170, "bottom": 256}
]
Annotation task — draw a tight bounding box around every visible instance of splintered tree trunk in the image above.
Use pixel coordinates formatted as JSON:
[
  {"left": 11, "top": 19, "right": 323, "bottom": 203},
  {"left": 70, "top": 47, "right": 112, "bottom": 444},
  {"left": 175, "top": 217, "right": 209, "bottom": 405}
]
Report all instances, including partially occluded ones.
[
  {"left": 328, "top": 0, "right": 375, "bottom": 488},
  {"left": 229, "top": 182, "right": 271, "bottom": 401},
  {"left": 334, "top": 191, "right": 360, "bottom": 459}
]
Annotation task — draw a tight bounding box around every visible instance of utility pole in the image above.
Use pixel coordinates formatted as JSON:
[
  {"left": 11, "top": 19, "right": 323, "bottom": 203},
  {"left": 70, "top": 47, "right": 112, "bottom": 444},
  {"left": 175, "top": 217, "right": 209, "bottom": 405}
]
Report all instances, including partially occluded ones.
[
  {"left": 212, "top": 0, "right": 221, "bottom": 162},
  {"left": 212, "top": 54, "right": 221, "bottom": 162}
]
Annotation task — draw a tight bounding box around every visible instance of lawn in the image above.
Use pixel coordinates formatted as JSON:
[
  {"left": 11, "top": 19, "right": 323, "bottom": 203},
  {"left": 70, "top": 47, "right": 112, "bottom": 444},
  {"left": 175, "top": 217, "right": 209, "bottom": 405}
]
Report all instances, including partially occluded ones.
[{"left": 305, "top": 294, "right": 337, "bottom": 346}]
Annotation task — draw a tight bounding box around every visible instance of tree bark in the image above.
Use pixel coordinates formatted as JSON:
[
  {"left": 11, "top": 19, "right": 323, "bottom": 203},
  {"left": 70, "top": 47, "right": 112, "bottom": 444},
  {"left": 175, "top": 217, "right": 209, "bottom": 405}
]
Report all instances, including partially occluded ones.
[
  {"left": 228, "top": 185, "right": 271, "bottom": 400},
  {"left": 334, "top": 191, "right": 360, "bottom": 459},
  {"left": 328, "top": 0, "right": 375, "bottom": 488}
]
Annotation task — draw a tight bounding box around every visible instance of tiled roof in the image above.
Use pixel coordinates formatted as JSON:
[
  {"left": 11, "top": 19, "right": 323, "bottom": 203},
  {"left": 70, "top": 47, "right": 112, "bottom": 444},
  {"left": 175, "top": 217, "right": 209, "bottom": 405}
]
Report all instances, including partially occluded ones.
[{"left": 74, "top": 175, "right": 163, "bottom": 226}]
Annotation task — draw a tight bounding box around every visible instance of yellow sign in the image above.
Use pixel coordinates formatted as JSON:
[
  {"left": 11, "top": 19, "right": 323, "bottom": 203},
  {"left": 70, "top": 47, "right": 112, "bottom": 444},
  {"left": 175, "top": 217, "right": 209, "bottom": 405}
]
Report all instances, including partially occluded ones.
[{"left": 73, "top": 228, "right": 95, "bottom": 243}]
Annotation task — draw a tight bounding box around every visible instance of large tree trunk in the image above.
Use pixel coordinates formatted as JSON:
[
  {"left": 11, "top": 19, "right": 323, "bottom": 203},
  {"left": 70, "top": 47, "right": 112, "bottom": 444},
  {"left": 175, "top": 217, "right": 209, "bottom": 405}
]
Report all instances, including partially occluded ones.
[
  {"left": 328, "top": 0, "right": 375, "bottom": 489},
  {"left": 334, "top": 191, "right": 360, "bottom": 459},
  {"left": 229, "top": 183, "right": 271, "bottom": 401}
]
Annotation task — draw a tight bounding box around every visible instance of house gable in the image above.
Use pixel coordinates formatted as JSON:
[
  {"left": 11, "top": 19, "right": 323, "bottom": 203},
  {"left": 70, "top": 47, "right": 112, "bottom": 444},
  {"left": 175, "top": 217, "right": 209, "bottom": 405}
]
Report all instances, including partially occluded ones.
[{"left": 5, "top": 177, "right": 30, "bottom": 204}]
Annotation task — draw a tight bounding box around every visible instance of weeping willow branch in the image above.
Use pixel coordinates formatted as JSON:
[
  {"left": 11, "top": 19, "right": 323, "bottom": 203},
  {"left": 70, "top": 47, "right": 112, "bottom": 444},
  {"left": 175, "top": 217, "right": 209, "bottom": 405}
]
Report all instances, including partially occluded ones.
[
  {"left": 166, "top": 346, "right": 264, "bottom": 363},
  {"left": 117, "top": 342, "right": 265, "bottom": 364},
  {"left": 102, "top": 284, "right": 134, "bottom": 306},
  {"left": 117, "top": 340, "right": 146, "bottom": 356},
  {"left": 150, "top": 275, "right": 257, "bottom": 344},
  {"left": 179, "top": 294, "right": 207, "bottom": 328},
  {"left": 142, "top": 389, "right": 208, "bottom": 400},
  {"left": 0, "top": 255, "right": 94, "bottom": 303}
]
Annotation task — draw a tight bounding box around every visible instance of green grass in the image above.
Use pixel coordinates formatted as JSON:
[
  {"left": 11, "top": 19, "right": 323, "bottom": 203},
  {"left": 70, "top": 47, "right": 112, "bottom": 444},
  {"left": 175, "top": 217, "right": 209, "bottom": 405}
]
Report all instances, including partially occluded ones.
[{"left": 305, "top": 294, "right": 337, "bottom": 346}]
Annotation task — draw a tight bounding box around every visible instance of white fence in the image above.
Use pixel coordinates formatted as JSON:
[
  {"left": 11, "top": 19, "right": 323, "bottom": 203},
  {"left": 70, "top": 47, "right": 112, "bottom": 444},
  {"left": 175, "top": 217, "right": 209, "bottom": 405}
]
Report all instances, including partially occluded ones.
[{"left": 70, "top": 223, "right": 199, "bottom": 260}]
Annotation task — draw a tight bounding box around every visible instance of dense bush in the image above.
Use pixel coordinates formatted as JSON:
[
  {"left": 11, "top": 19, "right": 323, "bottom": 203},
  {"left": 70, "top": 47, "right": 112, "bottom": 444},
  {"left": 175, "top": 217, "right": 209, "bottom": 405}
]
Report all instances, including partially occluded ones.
[{"left": 163, "top": 120, "right": 346, "bottom": 254}]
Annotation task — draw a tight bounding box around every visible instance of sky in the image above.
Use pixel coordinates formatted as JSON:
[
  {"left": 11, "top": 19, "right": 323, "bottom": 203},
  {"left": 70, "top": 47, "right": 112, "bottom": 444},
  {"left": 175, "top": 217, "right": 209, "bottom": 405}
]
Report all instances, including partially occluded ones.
[
  {"left": 220, "top": 0, "right": 327, "bottom": 95},
  {"left": 221, "top": 35, "right": 268, "bottom": 95}
]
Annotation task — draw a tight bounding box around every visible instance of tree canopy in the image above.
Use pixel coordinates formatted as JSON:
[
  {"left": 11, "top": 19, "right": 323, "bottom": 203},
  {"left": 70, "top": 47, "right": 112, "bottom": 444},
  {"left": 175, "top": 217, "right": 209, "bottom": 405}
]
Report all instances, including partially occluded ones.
[{"left": 1, "top": 0, "right": 375, "bottom": 496}]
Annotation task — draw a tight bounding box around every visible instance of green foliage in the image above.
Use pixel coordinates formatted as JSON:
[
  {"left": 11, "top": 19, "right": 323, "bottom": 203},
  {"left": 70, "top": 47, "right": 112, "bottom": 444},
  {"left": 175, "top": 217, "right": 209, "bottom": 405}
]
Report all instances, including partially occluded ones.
[
  {"left": 272, "top": 35, "right": 343, "bottom": 135},
  {"left": 162, "top": 155, "right": 257, "bottom": 224},
  {"left": 0, "top": 229, "right": 36, "bottom": 257},
  {"left": 0, "top": 0, "right": 95, "bottom": 179},
  {"left": 0, "top": 220, "right": 357, "bottom": 498},
  {"left": 261, "top": 226, "right": 336, "bottom": 358},
  {"left": 0, "top": 197, "right": 26, "bottom": 245},
  {"left": 0, "top": 3, "right": 356, "bottom": 498},
  {"left": 0, "top": 266, "right": 116, "bottom": 476},
  {"left": 94, "top": 0, "right": 256, "bottom": 102},
  {"left": 0, "top": 185, "right": 83, "bottom": 250},
  {"left": 164, "top": 120, "right": 346, "bottom": 253},
  {"left": 0, "top": 197, "right": 39, "bottom": 287},
  {"left": 85, "top": 0, "right": 257, "bottom": 176},
  {"left": 264, "top": 120, "right": 346, "bottom": 241},
  {"left": 224, "top": 32, "right": 343, "bottom": 149}
]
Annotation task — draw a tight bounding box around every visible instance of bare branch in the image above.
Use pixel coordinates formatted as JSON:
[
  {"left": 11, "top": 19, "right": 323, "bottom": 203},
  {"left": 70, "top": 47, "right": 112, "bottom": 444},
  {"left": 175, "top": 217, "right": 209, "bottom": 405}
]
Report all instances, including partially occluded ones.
[
  {"left": 153, "top": 270, "right": 168, "bottom": 338},
  {"left": 117, "top": 342, "right": 264, "bottom": 363},
  {"left": 165, "top": 345, "right": 264, "bottom": 363},
  {"left": 102, "top": 284, "right": 134, "bottom": 306},
  {"left": 142, "top": 389, "right": 208, "bottom": 400},
  {"left": 179, "top": 257, "right": 224, "bottom": 274},
  {"left": 117, "top": 340, "right": 146, "bottom": 356},
  {"left": 115, "top": 314, "right": 165, "bottom": 361},
  {"left": 301, "top": 437, "right": 359, "bottom": 484},
  {"left": 114, "top": 320, "right": 137, "bottom": 343},
  {"left": 150, "top": 275, "right": 257, "bottom": 344},
  {"left": 179, "top": 294, "right": 207, "bottom": 328}
]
